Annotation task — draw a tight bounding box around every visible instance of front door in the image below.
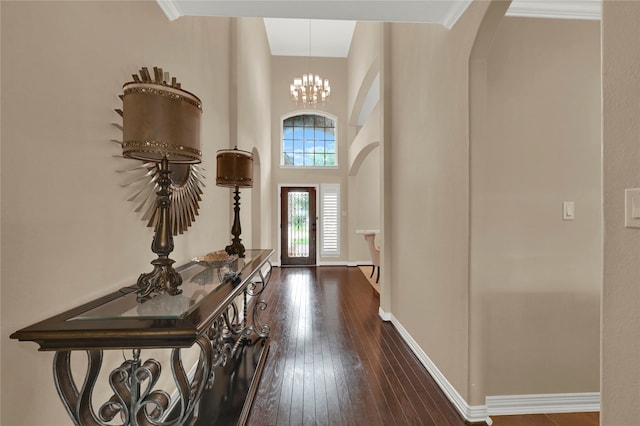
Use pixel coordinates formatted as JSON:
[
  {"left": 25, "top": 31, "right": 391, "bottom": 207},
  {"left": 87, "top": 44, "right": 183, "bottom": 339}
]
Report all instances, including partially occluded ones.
[{"left": 281, "top": 187, "right": 317, "bottom": 265}]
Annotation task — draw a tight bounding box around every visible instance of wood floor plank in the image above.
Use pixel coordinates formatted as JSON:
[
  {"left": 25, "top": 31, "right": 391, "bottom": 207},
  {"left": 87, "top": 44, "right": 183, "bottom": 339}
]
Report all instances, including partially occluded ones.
[
  {"left": 327, "top": 326, "right": 359, "bottom": 425},
  {"left": 491, "top": 414, "right": 558, "bottom": 426},
  {"left": 246, "top": 266, "right": 598, "bottom": 426},
  {"left": 328, "top": 268, "right": 397, "bottom": 425},
  {"left": 302, "top": 274, "right": 319, "bottom": 425},
  {"left": 248, "top": 279, "right": 285, "bottom": 425},
  {"left": 337, "top": 287, "right": 408, "bottom": 425},
  {"left": 546, "top": 412, "right": 599, "bottom": 426},
  {"left": 310, "top": 288, "right": 329, "bottom": 426},
  {"left": 331, "top": 286, "right": 389, "bottom": 425},
  {"left": 338, "top": 267, "right": 448, "bottom": 425},
  {"left": 275, "top": 270, "right": 303, "bottom": 424},
  {"left": 319, "top": 325, "right": 343, "bottom": 425},
  {"left": 381, "top": 322, "right": 463, "bottom": 425}
]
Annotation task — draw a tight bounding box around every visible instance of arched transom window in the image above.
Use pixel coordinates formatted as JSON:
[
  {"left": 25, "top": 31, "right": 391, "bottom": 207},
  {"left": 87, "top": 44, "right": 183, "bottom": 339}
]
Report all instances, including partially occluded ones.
[{"left": 282, "top": 114, "right": 336, "bottom": 167}]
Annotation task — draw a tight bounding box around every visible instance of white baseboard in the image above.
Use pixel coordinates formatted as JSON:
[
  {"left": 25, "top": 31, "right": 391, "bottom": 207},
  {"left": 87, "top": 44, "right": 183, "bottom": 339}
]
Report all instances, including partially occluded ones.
[
  {"left": 486, "top": 392, "right": 600, "bottom": 416},
  {"left": 387, "top": 313, "right": 492, "bottom": 425},
  {"left": 384, "top": 312, "right": 600, "bottom": 424},
  {"left": 378, "top": 307, "right": 391, "bottom": 322},
  {"left": 317, "top": 260, "right": 349, "bottom": 266}
]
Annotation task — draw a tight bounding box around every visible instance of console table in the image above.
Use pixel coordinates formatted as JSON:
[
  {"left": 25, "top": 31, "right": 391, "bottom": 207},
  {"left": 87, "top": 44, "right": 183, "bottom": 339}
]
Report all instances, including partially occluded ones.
[{"left": 11, "top": 249, "right": 274, "bottom": 426}]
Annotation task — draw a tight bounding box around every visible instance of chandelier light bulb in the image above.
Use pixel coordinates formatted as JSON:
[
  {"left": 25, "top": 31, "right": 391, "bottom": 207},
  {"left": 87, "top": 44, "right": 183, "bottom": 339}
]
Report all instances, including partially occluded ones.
[{"left": 290, "top": 72, "right": 330, "bottom": 107}]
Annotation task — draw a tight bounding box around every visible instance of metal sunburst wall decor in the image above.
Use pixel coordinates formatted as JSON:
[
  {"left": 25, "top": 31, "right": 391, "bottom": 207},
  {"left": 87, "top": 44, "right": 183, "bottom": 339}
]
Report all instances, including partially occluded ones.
[{"left": 112, "top": 68, "right": 206, "bottom": 237}]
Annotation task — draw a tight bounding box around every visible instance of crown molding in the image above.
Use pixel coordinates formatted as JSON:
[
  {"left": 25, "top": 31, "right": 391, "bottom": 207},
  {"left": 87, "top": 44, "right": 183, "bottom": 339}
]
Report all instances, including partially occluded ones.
[
  {"left": 156, "top": 0, "right": 183, "bottom": 21},
  {"left": 155, "top": 1, "right": 600, "bottom": 27},
  {"left": 506, "top": 1, "right": 601, "bottom": 20},
  {"left": 442, "top": 1, "right": 473, "bottom": 29}
]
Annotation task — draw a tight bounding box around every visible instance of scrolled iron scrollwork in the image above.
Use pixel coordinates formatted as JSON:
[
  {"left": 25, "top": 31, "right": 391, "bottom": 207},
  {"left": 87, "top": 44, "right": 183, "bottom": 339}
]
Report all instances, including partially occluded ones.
[
  {"left": 166, "top": 335, "right": 211, "bottom": 424},
  {"left": 236, "top": 300, "right": 270, "bottom": 346},
  {"left": 251, "top": 300, "right": 271, "bottom": 338},
  {"left": 220, "top": 263, "right": 272, "bottom": 347},
  {"left": 222, "top": 300, "right": 243, "bottom": 336},
  {"left": 206, "top": 315, "right": 234, "bottom": 386},
  {"left": 98, "top": 350, "right": 169, "bottom": 425},
  {"left": 245, "top": 280, "right": 265, "bottom": 297},
  {"left": 53, "top": 336, "right": 212, "bottom": 426},
  {"left": 245, "top": 262, "right": 272, "bottom": 298}
]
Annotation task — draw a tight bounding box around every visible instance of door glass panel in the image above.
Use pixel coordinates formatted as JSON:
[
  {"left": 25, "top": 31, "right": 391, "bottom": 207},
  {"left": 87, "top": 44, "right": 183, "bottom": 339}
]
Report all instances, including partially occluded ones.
[{"left": 287, "top": 191, "right": 309, "bottom": 257}]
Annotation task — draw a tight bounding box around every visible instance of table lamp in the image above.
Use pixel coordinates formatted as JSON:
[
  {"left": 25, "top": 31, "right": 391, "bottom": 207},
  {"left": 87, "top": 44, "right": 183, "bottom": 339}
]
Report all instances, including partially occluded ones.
[
  {"left": 121, "top": 67, "right": 202, "bottom": 299},
  {"left": 216, "top": 147, "right": 253, "bottom": 258}
]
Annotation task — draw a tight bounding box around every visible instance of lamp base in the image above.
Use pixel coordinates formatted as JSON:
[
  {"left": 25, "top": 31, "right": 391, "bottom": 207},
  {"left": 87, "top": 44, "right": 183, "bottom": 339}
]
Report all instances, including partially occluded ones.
[
  {"left": 225, "top": 241, "right": 246, "bottom": 258},
  {"left": 225, "top": 186, "right": 246, "bottom": 258},
  {"left": 135, "top": 157, "right": 183, "bottom": 301},
  {"left": 136, "top": 257, "right": 183, "bottom": 301}
]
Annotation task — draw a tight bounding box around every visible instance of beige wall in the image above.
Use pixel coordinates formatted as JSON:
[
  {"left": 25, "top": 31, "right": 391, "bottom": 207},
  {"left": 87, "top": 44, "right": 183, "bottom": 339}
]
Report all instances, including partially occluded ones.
[
  {"left": 350, "top": 144, "right": 381, "bottom": 263},
  {"left": 0, "top": 2, "right": 3, "bottom": 419},
  {"left": 601, "top": 1, "right": 640, "bottom": 424},
  {"left": 470, "top": 17, "right": 601, "bottom": 402},
  {"left": 347, "top": 22, "right": 383, "bottom": 264},
  {"left": 354, "top": 145, "right": 381, "bottom": 228},
  {"left": 1, "top": 2, "right": 233, "bottom": 424},
  {"left": 387, "top": 2, "right": 489, "bottom": 401},
  {"left": 347, "top": 21, "right": 381, "bottom": 127},
  {"left": 270, "top": 56, "right": 349, "bottom": 264},
  {"left": 388, "top": 2, "right": 603, "bottom": 409},
  {"left": 235, "top": 17, "right": 273, "bottom": 250}
]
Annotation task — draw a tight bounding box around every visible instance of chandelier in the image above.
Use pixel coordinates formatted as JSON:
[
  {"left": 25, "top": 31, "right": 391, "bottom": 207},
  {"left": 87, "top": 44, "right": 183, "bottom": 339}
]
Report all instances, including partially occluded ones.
[{"left": 290, "top": 73, "right": 330, "bottom": 106}]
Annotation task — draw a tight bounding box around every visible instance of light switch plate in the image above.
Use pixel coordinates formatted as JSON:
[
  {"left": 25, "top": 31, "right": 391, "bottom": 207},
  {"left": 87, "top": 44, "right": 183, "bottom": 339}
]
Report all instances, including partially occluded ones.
[
  {"left": 563, "top": 201, "right": 575, "bottom": 221},
  {"left": 625, "top": 188, "right": 640, "bottom": 228}
]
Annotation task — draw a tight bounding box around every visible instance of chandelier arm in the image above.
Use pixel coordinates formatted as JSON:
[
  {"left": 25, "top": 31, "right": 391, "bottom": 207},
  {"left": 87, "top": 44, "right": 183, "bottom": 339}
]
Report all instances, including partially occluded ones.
[{"left": 289, "top": 20, "right": 330, "bottom": 107}]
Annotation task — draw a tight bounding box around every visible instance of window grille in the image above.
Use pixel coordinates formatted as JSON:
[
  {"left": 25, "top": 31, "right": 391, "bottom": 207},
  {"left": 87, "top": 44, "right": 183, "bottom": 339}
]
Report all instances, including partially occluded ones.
[{"left": 282, "top": 114, "right": 336, "bottom": 167}]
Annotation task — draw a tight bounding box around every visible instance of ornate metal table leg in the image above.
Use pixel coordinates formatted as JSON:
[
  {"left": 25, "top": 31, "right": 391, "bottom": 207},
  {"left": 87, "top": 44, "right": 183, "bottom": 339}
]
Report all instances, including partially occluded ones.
[
  {"left": 52, "top": 336, "right": 213, "bottom": 426},
  {"left": 54, "top": 350, "right": 103, "bottom": 426},
  {"left": 239, "top": 262, "right": 273, "bottom": 345},
  {"left": 207, "top": 262, "right": 273, "bottom": 357}
]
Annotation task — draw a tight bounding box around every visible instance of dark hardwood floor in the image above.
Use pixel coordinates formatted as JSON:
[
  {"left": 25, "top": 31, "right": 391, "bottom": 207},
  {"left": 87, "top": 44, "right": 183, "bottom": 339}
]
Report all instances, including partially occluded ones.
[
  {"left": 491, "top": 412, "right": 599, "bottom": 426},
  {"left": 247, "top": 266, "right": 468, "bottom": 426},
  {"left": 246, "top": 266, "right": 599, "bottom": 426}
]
